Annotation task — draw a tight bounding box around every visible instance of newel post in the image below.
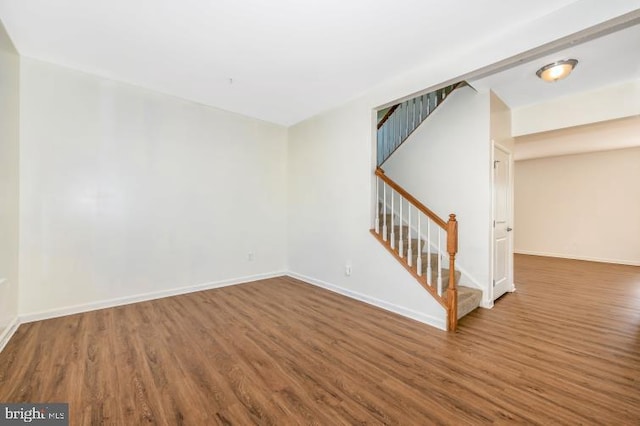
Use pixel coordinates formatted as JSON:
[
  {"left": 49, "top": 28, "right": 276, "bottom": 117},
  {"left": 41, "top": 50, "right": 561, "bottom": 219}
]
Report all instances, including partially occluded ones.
[{"left": 446, "top": 214, "right": 458, "bottom": 332}]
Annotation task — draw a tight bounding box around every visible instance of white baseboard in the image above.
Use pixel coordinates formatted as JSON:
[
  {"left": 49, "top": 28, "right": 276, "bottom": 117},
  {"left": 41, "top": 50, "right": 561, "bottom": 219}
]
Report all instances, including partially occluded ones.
[
  {"left": 515, "top": 250, "right": 640, "bottom": 266},
  {"left": 0, "top": 317, "right": 20, "bottom": 353},
  {"left": 20, "top": 271, "right": 287, "bottom": 324},
  {"left": 287, "top": 272, "right": 446, "bottom": 331}
]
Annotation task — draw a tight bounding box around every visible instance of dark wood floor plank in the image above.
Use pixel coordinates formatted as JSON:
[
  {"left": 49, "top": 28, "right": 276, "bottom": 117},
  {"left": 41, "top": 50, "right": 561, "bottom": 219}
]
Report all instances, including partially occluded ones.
[{"left": 1, "top": 254, "right": 639, "bottom": 424}]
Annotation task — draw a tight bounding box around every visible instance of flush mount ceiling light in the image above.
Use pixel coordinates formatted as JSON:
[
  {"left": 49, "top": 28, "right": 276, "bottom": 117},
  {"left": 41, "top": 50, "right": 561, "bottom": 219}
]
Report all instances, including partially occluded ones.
[{"left": 536, "top": 59, "right": 579, "bottom": 82}]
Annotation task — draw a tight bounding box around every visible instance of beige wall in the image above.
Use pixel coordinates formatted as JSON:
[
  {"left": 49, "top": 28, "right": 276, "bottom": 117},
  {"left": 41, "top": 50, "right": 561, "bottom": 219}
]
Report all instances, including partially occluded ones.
[
  {"left": 490, "top": 92, "right": 514, "bottom": 153},
  {"left": 0, "top": 20, "right": 20, "bottom": 345},
  {"left": 515, "top": 147, "right": 640, "bottom": 265}
]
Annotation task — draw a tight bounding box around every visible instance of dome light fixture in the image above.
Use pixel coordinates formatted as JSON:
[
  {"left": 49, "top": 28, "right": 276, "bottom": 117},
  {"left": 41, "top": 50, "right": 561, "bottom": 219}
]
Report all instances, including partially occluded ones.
[{"left": 536, "top": 59, "right": 578, "bottom": 82}]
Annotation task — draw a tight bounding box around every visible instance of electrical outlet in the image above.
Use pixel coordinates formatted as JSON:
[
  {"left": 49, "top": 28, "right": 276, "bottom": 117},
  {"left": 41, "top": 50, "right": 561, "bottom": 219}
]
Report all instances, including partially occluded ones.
[
  {"left": 248, "top": 252, "right": 255, "bottom": 261},
  {"left": 345, "top": 265, "right": 352, "bottom": 276}
]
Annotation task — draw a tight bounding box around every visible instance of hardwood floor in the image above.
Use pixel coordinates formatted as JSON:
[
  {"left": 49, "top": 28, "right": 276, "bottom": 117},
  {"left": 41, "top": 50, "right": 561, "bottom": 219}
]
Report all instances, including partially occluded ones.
[{"left": 1, "top": 254, "right": 639, "bottom": 424}]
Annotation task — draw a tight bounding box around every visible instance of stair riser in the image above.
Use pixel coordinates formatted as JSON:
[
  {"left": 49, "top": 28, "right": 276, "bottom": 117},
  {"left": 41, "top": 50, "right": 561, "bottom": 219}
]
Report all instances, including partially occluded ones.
[
  {"left": 386, "top": 239, "right": 424, "bottom": 256},
  {"left": 379, "top": 239, "right": 463, "bottom": 285},
  {"left": 378, "top": 219, "right": 449, "bottom": 261},
  {"left": 379, "top": 231, "right": 425, "bottom": 255}
]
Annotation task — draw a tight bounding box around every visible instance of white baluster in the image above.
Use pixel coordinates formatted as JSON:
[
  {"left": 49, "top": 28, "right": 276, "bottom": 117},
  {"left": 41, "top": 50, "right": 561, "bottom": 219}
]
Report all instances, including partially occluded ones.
[
  {"left": 397, "top": 104, "right": 402, "bottom": 143},
  {"left": 377, "top": 128, "right": 381, "bottom": 165},
  {"left": 382, "top": 183, "right": 387, "bottom": 242},
  {"left": 391, "top": 106, "right": 402, "bottom": 152},
  {"left": 405, "top": 102, "right": 409, "bottom": 139},
  {"left": 382, "top": 121, "right": 392, "bottom": 161},
  {"left": 426, "top": 220, "right": 432, "bottom": 285},
  {"left": 404, "top": 102, "right": 409, "bottom": 139},
  {"left": 381, "top": 120, "right": 385, "bottom": 161},
  {"left": 375, "top": 177, "right": 380, "bottom": 234},
  {"left": 398, "top": 197, "right": 404, "bottom": 258},
  {"left": 412, "top": 98, "right": 416, "bottom": 131},
  {"left": 390, "top": 190, "right": 395, "bottom": 249},
  {"left": 406, "top": 100, "right": 411, "bottom": 134},
  {"left": 384, "top": 115, "right": 395, "bottom": 159},
  {"left": 437, "top": 229, "right": 443, "bottom": 296},
  {"left": 393, "top": 106, "right": 398, "bottom": 149},
  {"left": 416, "top": 215, "right": 422, "bottom": 276},
  {"left": 407, "top": 205, "right": 412, "bottom": 267},
  {"left": 387, "top": 117, "right": 392, "bottom": 159}
]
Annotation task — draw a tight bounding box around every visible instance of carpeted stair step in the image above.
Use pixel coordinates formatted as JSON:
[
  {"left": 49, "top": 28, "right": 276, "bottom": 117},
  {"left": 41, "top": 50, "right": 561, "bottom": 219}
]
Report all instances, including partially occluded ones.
[
  {"left": 456, "top": 286, "right": 482, "bottom": 319},
  {"left": 410, "top": 257, "right": 481, "bottom": 319}
]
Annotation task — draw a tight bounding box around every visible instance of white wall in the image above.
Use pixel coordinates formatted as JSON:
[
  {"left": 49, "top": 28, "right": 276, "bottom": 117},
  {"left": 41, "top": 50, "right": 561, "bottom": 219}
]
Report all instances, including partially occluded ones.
[
  {"left": 515, "top": 147, "right": 640, "bottom": 265},
  {"left": 0, "top": 20, "right": 20, "bottom": 344},
  {"left": 383, "top": 87, "right": 492, "bottom": 292},
  {"left": 512, "top": 80, "right": 640, "bottom": 136},
  {"left": 19, "top": 58, "right": 288, "bottom": 317},
  {"left": 287, "top": 99, "right": 447, "bottom": 328}
]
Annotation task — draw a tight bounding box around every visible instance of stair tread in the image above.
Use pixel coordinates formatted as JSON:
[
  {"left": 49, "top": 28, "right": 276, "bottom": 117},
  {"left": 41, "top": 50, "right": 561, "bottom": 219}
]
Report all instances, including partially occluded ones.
[
  {"left": 458, "top": 285, "right": 482, "bottom": 295},
  {"left": 457, "top": 285, "right": 482, "bottom": 319}
]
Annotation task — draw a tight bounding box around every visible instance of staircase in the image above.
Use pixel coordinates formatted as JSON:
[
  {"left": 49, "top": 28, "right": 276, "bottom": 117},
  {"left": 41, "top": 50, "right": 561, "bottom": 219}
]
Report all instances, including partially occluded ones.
[
  {"left": 372, "top": 82, "right": 482, "bottom": 331},
  {"left": 374, "top": 216, "right": 482, "bottom": 320}
]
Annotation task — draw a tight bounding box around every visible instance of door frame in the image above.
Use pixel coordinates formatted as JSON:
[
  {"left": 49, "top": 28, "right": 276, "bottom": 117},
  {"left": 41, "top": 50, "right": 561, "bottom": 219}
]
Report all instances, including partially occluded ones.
[{"left": 490, "top": 141, "right": 515, "bottom": 305}]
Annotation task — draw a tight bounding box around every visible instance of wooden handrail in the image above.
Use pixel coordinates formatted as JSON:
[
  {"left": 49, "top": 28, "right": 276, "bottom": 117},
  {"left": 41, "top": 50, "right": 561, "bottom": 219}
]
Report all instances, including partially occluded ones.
[
  {"left": 377, "top": 104, "right": 399, "bottom": 129},
  {"left": 375, "top": 168, "right": 447, "bottom": 229}
]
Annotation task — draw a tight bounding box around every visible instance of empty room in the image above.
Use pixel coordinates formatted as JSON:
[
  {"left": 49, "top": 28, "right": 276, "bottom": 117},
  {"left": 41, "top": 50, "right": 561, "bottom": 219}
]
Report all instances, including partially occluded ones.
[{"left": 1, "top": 1, "right": 639, "bottom": 424}]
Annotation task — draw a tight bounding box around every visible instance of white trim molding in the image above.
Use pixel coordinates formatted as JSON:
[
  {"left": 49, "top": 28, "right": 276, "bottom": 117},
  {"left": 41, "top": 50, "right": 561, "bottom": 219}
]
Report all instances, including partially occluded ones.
[
  {"left": 20, "top": 271, "right": 287, "bottom": 324},
  {"left": 287, "top": 272, "right": 446, "bottom": 331},
  {"left": 515, "top": 250, "right": 640, "bottom": 267},
  {"left": 0, "top": 317, "right": 20, "bottom": 353}
]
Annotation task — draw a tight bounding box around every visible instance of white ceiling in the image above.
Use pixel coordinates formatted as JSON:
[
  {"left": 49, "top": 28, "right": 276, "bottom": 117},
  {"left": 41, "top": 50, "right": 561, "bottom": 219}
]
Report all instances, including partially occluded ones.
[
  {"left": 0, "top": 0, "right": 584, "bottom": 126},
  {"left": 469, "top": 22, "right": 640, "bottom": 109}
]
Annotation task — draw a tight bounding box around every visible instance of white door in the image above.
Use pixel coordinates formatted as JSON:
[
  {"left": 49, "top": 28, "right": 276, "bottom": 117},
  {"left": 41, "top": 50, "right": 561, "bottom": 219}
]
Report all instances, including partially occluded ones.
[{"left": 493, "top": 145, "right": 514, "bottom": 300}]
